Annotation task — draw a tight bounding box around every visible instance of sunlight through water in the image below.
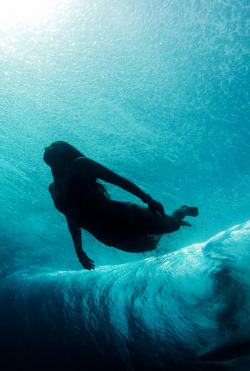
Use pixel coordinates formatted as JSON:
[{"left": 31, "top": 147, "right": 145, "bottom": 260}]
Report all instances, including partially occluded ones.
[{"left": 0, "top": 0, "right": 57, "bottom": 27}]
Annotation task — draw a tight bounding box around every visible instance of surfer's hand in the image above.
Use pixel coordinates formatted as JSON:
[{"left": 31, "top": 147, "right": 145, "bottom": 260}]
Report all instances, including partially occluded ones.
[
  {"left": 147, "top": 198, "right": 165, "bottom": 217},
  {"left": 79, "top": 251, "right": 95, "bottom": 270}
]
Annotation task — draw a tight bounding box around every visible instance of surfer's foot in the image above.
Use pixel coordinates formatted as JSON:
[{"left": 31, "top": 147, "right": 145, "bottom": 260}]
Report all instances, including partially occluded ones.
[
  {"left": 180, "top": 206, "right": 198, "bottom": 217},
  {"left": 179, "top": 219, "right": 191, "bottom": 227}
]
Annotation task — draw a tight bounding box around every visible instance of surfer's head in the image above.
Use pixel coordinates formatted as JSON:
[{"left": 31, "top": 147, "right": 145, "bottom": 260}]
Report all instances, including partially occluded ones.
[{"left": 43, "top": 141, "right": 85, "bottom": 169}]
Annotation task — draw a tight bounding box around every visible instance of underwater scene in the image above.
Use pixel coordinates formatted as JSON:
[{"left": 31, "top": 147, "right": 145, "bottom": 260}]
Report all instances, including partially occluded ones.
[{"left": 0, "top": 0, "right": 249, "bottom": 370}]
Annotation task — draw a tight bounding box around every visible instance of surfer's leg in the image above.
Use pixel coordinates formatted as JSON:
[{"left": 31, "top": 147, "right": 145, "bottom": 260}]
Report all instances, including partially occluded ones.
[
  {"left": 132, "top": 205, "right": 182, "bottom": 235},
  {"left": 132, "top": 204, "right": 199, "bottom": 235},
  {"left": 172, "top": 206, "right": 198, "bottom": 220}
]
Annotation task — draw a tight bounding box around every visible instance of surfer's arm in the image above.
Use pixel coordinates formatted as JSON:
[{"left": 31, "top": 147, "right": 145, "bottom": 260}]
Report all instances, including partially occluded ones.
[
  {"left": 72, "top": 157, "right": 165, "bottom": 216},
  {"left": 66, "top": 215, "right": 95, "bottom": 270}
]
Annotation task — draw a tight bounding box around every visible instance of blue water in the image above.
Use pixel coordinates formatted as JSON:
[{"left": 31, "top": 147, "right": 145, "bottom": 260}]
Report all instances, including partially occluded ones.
[{"left": 0, "top": 1, "right": 249, "bottom": 370}]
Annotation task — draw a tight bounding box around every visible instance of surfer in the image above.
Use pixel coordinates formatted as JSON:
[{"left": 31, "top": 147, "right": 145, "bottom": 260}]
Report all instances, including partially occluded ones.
[{"left": 44, "top": 141, "right": 198, "bottom": 270}]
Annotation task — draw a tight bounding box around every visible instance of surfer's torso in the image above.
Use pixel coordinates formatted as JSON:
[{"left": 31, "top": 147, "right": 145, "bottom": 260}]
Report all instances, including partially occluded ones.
[{"left": 49, "top": 173, "right": 137, "bottom": 247}]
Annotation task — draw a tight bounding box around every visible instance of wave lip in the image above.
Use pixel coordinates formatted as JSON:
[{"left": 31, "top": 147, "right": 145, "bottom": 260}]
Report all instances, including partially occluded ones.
[{"left": 1, "top": 221, "right": 250, "bottom": 370}]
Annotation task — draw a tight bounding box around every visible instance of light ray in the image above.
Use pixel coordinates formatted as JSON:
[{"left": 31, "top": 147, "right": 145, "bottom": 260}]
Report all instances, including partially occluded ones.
[{"left": 0, "top": 0, "right": 56, "bottom": 27}]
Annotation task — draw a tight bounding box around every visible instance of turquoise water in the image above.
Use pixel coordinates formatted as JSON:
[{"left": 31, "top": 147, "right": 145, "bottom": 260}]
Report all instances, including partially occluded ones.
[{"left": 0, "top": 1, "right": 249, "bottom": 369}]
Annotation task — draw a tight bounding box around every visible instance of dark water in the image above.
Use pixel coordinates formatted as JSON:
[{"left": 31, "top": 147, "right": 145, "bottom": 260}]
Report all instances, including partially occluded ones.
[{"left": 0, "top": 1, "right": 249, "bottom": 369}]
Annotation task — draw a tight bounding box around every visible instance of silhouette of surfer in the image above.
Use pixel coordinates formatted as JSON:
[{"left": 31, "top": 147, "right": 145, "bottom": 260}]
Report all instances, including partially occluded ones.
[{"left": 44, "top": 141, "right": 198, "bottom": 270}]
